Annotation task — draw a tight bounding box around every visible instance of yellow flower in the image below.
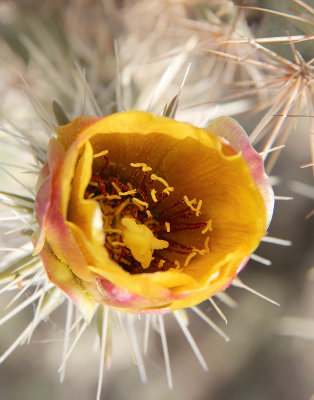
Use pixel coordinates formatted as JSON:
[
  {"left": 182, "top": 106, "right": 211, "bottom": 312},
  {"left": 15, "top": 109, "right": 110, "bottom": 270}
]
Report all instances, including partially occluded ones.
[{"left": 33, "top": 111, "right": 274, "bottom": 320}]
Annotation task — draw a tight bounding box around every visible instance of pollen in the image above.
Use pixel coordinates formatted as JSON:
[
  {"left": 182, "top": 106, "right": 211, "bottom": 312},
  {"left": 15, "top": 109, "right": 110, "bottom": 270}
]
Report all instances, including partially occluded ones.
[{"left": 165, "top": 222, "right": 171, "bottom": 232}]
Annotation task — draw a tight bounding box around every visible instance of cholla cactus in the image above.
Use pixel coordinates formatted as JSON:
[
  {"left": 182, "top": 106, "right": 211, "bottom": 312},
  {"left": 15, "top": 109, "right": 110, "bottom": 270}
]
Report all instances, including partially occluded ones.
[{"left": 0, "top": 1, "right": 313, "bottom": 399}]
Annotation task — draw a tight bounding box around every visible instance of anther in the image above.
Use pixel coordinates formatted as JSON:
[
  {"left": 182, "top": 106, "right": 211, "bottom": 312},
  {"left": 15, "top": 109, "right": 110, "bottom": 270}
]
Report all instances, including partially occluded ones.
[
  {"left": 93, "top": 150, "right": 109, "bottom": 158},
  {"left": 202, "top": 219, "right": 213, "bottom": 234}
]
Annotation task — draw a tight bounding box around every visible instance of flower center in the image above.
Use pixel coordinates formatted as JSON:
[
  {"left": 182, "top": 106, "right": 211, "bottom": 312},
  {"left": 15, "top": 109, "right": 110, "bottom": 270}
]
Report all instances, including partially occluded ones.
[{"left": 84, "top": 152, "right": 213, "bottom": 274}]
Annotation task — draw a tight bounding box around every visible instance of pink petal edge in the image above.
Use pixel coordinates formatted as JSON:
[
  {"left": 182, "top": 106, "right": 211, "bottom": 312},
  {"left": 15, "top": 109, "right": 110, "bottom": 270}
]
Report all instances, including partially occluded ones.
[
  {"left": 32, "top": 232, "right": 95, "bottom": 322},
  {"left": 207, "top": 116, "right": 274, "bottom": 226}
]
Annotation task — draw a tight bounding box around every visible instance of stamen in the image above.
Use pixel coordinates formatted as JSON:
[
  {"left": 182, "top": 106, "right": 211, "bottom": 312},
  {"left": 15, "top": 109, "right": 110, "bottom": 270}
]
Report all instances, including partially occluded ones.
[
  {"left": 174, "top": 260, "right": 181, "bottom": 269},
  {"left": 89, "top": 182, "right": 99, "bottom": 187},
  {"left": 103, "top": 228, "right": 123, "bottom": 234},
  {"left": 202, "top": 219, "right": 213, "bottom": 234},
  {"left": 165, "top": 222, "right": 170, "bottom": 232},
  {"left": 132, "top": 198, "right": 149, "bottom": 209},
  {"left": 93, "top": 195, "right": 106, "bottom": 201},
  {"left": 151, "top": 189, "right": 158, "bottom": 203},
  {"left": 150, "top": 174, "right": 172, "bottom": 194},
  {"left": 119, "top": 189, "right": 137, "bottom": 196},
  {"left": 158, "top": 260, "right": 166, "bottom": 268},
  {"left": 204, "top": 237, "right": 210, "bottom": 253},
  {"left": 184, "top": 252, "right": 197, "bottom": 267},
  {"left": 106, "top": 195, "right": 121, "bottom": 200},
  {"left": 183, "top": 195, "right": 202, "bottom": 216},
  {"left": 195, "top": 200, "right": 202, "bottom": 216},
  {"left": 130, "top": 163, "right": 152, "bottom": 172},
  {"left": 111, "top": 182, "right": 121, "bottom": 194},
  {"left": 163, "top": 186, "right": 174, "bottom": 195},
  {"left": 93, "top": 150, "right": 109, "bottom": 158},
  {"left": 114, "top": 198, "right": 130, "bottom": 216},
  {"left": 111, "top": 241, "right": 125, "bottom": 247}
]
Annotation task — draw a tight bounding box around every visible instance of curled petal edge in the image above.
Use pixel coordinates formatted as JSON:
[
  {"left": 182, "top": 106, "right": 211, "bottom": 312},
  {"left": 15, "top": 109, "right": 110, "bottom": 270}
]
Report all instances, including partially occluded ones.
[
  {"left": 207, "top": 116, "right": 274, "bottom": 227},
  {"left": 32, "top": 232, "right": 95, "bottom": 322}
]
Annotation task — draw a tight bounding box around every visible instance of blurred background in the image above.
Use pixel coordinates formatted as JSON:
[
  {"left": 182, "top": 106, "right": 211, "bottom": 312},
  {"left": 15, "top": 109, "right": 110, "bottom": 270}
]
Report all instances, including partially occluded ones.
[{"left": 0, "top": 1, "right": 313, "bottom": 400}]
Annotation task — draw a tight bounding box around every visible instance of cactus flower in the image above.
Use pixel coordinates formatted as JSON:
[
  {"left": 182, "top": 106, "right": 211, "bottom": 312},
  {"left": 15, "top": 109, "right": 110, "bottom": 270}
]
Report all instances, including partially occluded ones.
[{"left": 33, "top": 111, "right": 274, "bottom": 320}]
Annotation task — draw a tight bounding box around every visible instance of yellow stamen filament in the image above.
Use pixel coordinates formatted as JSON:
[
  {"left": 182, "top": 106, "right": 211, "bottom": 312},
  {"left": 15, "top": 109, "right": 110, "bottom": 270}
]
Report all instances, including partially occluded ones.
[
  {"left": 195, "top": 200, "right": 202, "bottom": 216},
  {"left": 165, "top": 222, "right": 170, "bottom": 232},
  {"left": 130, "top": 162, "right": 152, "bottom": 172},
  {"left": 89, "top": 181, "right": 99, "bottom": 187},
  {"left": 202, "top": 219, "right": 213, "bottom": 234},
  {"left": 119, "top": 189, "right": 137, "bottom": 196},
  {"left": 163, "top": 186, "right": 174, "bottom": 195},
  {"left": 174, "top": 260, "right": 181, "bottom": 269},
  {"left": 158, "top": 260, "right": 166, "bottom": 268},
  {"left": 114, "top": 198, "right": 130, "bottom": 216},
  {"left": 132, "top": 198, "right": 149, "bottom": 209},
  {"left": 111, "top": 241, "right": 126, "bottom": 247},
  {"left": 104, "top": 228, "right": 123, "bottom": 234},
  {"left": 184, "top": 251, "right": 198, "bottom": 267},
  {"left": 92, "top": 195, "right": 106, "bottom": 201},
  {"left": 111, "top": 182, "right": 121, "bottom": 194},
  {"left": 120, "top": 258, "right": 131, "bottom": 266},
  {"left": 146, "top": 210, "right": 153, "bottom": 219},
  {"left": 151, "top": 189, "right": 158, "bottom": 203},
  {"left": 150, "top": 174, "right": 171, "bottom": 189},
  {"left": 93, "top": 150, "right": 109, "bottom": 158},
  {"left": 106, "top": 195, "right": 121, "bottom": 200},
  {"left": 183, "top": 195, "right": 196, "bottom": 210},
  {"left": 100, "top": 200, "right": 108, "bottom": 214},
  {"left": 183, "top": 195, "right": 202, "bottom": 215},
  {"left": 192, "top": 248, "right": 206, "bottom": 255},
  {"left": 204, "top": 236, "right": 210, "bottom": 253},
  {"left": 192, "top": 237, "right": 210, "bottom": 256},
  {"left": 88, "top": 193, "right": 94, "bottom": 199}
]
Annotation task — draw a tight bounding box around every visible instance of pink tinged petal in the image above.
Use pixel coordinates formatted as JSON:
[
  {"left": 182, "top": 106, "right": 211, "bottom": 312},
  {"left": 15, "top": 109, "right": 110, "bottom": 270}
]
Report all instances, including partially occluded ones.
[
  {"left": 45, "top": 203, "right": 94, "bottom": 282},
  {"left": 36, "top": 161, "right": 49, "bottom": 192},
  {"left": 33, "top": 139, "right": 67, "bottom": 255},
  {"left": 33, "top": 177, "right": 51, "bottom": 255},
  {"left": 216, "top": 256, "right": 250, "bottom": 293},
  {"left": 207, "top": 116, "right": 274, "bottom": 226},
  {"left": 95, "top": 278, "right": 172, "bottom": 311},
  {"left": 31, "top": 233, "right": 95, "bottom": 322},
  {"left": 47, "top": 138, "right": 66, "bottom": 176},
  {"left": 36, "top": 139, "right": 94, "bottom": 281}
]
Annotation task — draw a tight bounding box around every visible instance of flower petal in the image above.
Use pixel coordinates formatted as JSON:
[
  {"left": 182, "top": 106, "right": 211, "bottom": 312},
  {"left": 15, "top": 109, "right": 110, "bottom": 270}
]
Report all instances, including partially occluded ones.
[
  {"left": 32, "top": 232, "right": 95, "bottom": 322},
  {"left": 207, "top": 116, "right": 274, "bottom": 226},
  {"left": 68, "top": 141, "right": 105, "bottom": 245}
]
